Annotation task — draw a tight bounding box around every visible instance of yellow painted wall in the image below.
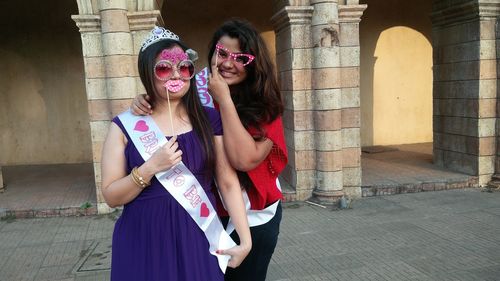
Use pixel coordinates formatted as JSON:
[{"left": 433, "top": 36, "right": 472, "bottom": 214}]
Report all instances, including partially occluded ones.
[
  {"left": 0, "top": 1, "right": 91, "bottom": 165},
  {"left": 360, "top": 0, "right": 433, "bottom": 146}
]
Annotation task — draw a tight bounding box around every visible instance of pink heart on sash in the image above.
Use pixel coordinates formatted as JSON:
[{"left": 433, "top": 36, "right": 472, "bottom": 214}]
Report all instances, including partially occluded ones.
[
  {"left": 134, "top": 120, "right": 149, "bottom": 132},
  {"left": 200, "top": 202, "right": 210, "bottom": 217}
]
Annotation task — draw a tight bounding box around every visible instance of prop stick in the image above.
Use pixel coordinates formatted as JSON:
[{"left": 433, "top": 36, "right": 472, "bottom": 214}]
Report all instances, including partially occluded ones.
[{"left": 166, "top": 88, "right": 175, "bottom": 136}]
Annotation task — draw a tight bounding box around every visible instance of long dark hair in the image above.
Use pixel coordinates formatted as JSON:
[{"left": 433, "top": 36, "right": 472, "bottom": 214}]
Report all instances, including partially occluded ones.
[
  {"left": 207, "top": 18, "right": 284, "bottom": 138},
  {"left": 138, "top": 39, "right": 215, "bottom": 175}
]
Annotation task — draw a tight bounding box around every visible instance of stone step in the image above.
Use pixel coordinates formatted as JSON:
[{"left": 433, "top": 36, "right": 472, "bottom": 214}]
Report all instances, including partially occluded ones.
[
  {"left": 280, "top": 176, "right": 479, "bottom": 201},
  {"left": 361, "top": 177, "right": 478, "bottom": 197},
  {"left": 488, "top": 174, "right": 500, "bottom": 185},
  {"left": 281, "top": 180, "right": 299, "bottom": 202},
  {"left": 0, "top": 206, "right": 97, "bottom": 219}
]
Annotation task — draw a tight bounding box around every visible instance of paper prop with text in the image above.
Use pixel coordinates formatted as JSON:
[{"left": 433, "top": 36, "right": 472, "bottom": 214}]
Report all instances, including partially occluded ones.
[{"left": 195, "top": 67, "right": 214, "bottom": 108}]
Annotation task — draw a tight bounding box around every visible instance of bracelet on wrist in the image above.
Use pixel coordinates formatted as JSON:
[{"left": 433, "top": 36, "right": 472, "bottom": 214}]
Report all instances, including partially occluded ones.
[{"left": 130, "top": 166, "right": 150, "bottom": 189}]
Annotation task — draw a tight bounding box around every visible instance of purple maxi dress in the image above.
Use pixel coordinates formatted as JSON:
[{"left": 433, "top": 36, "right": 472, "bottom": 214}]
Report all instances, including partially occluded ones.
[{"left": 110, "top": 107, "right": 224, "bottom": 281}]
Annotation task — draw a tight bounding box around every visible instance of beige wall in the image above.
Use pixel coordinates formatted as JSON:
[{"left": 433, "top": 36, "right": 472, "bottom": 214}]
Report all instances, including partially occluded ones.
[
  {"left": 0, "top": 1, "right": 91, "bottom": 165},
  {"left": 162, "top": 0, "right": 276, "bottom": 71},
  {"left": 0, "top": 0, "right": 276, "bottom": 165},
  {"left": 360, "top": 0, "right": 433, "bottom": 146}
]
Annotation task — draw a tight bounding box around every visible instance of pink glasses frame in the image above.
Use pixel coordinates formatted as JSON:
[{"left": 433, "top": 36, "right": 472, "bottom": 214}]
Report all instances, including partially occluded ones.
[
  {"left": 215, "top": 43, "right": 255, "bottom": 66},
  {"left": 154, "top": 59, "right": 195, "bottom": 81}
]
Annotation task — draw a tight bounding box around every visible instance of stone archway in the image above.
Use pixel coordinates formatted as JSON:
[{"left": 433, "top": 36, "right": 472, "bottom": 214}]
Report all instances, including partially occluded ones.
[
  {"left": 72, "top": 0, "right": 368, "bottom": 213},
  {"left": 70, "top": 0, "right": 500, "bottom": 215},
  {"left": 358, "top": 0, "right": 500, "bottom": 191},
  {"left": 72, "top": 0, "right": 283, "bottom": 213}
]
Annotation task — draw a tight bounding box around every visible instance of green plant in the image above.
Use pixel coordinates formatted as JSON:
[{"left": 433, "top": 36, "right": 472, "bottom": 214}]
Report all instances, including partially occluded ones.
[{"left": 80, "top": 201, "right": 92, "bottom": 209}]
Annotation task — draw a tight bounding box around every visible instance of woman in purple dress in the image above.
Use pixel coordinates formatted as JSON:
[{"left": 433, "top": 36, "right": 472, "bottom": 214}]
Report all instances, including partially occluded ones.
[{"left": 100, "top": 27, "right": 251, "bottom": 280}]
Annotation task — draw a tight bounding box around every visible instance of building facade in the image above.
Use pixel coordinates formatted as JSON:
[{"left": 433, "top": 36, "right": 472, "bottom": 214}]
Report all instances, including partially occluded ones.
[{"left": 1, "top": 0, "right": 499, "bottom": 214}]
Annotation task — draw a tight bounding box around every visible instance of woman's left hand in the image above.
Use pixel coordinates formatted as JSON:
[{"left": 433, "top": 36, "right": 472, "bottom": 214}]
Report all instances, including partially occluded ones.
[{"left": 217, "top": 243, "right": 251, "bottom": 268}]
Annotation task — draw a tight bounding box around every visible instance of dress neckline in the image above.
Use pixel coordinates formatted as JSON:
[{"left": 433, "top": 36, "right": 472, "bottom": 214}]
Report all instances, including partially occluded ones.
[{"left": 165, "top": 130, "right": 193, "bottom": 138}]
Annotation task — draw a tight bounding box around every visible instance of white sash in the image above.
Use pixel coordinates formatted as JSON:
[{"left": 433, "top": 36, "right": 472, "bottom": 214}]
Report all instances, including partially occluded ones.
[
  {"left": 225, "top": 179, "right": 281, "bottom": 234},
  {"left": 118, "top": 110, "right": 236, "bottom": 273}
]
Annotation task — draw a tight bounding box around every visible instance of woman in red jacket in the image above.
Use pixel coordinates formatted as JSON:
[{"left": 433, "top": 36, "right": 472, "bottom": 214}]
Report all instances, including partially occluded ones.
[{"left": 132, "top": 19, "right": 288, "bottom": 281}]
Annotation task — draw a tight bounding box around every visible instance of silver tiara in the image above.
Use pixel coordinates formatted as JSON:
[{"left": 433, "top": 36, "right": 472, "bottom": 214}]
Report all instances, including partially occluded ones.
[{"left": 141, "top": 26, "right": 180, "bottom": 52}]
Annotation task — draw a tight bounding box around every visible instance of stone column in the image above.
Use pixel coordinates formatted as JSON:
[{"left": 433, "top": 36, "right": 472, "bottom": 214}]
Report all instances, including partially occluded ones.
[
  {"left": 271, "top": 4, "right": 315, "bottom": 201},
  {"left": 489, "top": 10, "right": 500, "bottom": 188},
  {"left": 72, "top": 3, "right": 108, "bottom": 213},
  {"left": 0, "top": 166, "right": 4, "bottom": 193},
  {"left": 128, "top": 10, "right": 162, "bottom": 95},
  {"left": 310, "top": 0, "right": 344, "bottom": 204},
  {"left": 73, "top": 0, "right": 162, "bottom": 213},
  {"left": 338, "top": 2, "right": 366, "bottom": 199},
  {"left": 94, "top": 0, "right": 138, "bottom": 213},
  {"left": 432, "top": 0, "right": 499, "bottom": 186}
]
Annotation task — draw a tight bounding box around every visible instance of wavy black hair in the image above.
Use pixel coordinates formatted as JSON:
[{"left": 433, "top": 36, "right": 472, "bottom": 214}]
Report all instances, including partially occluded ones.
[{"left": 207, "top": 18, "right": 284, "bottom": 138}]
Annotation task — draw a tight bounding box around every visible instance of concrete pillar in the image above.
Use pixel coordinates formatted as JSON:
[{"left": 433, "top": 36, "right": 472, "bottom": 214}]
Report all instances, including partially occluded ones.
[
  {"left": 73, "top": 0, "right": 162, "bottom": 213},
  {"left": 432, "top": 0, "right": 499, "bottom": 186},
  {"left": 72, "top": 2, "right": 108, "bottom": 213},
  {"left": 338, "top": 2, "right": 366, "bottom": 199},
  {"left": 310, "top": 0, "right": 344, "bottom": 204},
  {"left": 93, "top": 0, "right": 137, "bottom": 213},
  {"left": 128, "top": 10, "right": 162, "bottom": 95},
  {"left": 271, "top": 4, "right": 315, "bottom": 200},
  {"left": 0, "top": 166, "right": 4, "bottom": 193},
  {"left": 489, "top": 9, "right": 500, "bottom": 188}
]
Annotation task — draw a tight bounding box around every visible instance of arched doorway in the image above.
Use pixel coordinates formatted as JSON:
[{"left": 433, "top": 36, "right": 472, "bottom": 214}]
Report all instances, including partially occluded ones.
[
  {"left": 0, "top": 0, "right": 95, "bottom": 216},
  {"left": 360, "top": 0, "right": 433, "bottom": 147},
  {"left": 369, "top": 26, "right": 432, "bottom": 146},
  {"left": 359, "top": 0, "right": 475, "bottom": 196}
]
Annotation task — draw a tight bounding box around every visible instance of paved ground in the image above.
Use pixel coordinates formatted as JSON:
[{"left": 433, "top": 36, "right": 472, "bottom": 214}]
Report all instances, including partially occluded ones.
[{"left": 1, "top": 188, "right": 500, "bottom": 281}]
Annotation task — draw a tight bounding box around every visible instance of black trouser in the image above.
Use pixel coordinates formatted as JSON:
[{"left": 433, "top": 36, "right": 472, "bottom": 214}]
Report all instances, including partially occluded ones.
[{"left": 223, "top": 202, "right": 282, "bottom": 281}]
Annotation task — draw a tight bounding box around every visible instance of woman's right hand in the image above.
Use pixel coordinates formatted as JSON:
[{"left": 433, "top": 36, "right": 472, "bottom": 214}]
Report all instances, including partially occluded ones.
[
  {"left": 217, "top": 242, "right": 251, "bottom": 268},
  {"left": 131, "top": 94, "right": 153, "bottom": 116},
  {"left": 144, "top": 136, "right": 182, "bottom": 174},
  {"left": 208, "top": 63, "right": 231, "bottom": 105}
]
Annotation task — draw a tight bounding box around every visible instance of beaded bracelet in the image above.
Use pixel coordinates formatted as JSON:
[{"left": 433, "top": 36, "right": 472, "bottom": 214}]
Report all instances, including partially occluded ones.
[{"left": 130, "top": 166, "right": 150, "bottom": 189}]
